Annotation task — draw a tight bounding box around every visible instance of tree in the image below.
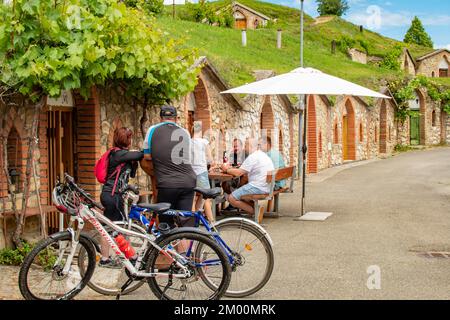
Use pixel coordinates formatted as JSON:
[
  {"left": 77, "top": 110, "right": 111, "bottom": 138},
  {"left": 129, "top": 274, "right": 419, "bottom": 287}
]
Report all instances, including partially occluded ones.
[
  {"left": 123, "top": 0, "right": 164, "bottom": 16},
  {"left": 0, "top": 0, "right": 199, "bottom": 247},
  {"left": 317, "top": 0, "right": 349, "bottom": 17},
  {"left": 404, "top": 17, "right": 434, "bottom": 48}
]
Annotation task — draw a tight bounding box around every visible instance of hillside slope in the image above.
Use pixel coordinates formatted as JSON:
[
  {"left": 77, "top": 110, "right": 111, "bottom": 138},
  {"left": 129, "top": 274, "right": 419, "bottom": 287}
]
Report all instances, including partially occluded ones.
[{"left": 159, "top": 0, "right": 438, "bottom": 90}]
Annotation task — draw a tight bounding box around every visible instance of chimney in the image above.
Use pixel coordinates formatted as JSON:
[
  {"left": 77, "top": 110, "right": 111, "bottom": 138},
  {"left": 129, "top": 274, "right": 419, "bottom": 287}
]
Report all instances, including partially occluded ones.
[{"left": 331, "top": 40, "right": 336, "bottom": 54}]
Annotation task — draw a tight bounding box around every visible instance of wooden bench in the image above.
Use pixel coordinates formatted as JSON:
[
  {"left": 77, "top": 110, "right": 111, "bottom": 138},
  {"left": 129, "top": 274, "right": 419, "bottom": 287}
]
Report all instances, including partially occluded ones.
[{"left": 241, "top": 166, "right": 295, "bottom": 224}]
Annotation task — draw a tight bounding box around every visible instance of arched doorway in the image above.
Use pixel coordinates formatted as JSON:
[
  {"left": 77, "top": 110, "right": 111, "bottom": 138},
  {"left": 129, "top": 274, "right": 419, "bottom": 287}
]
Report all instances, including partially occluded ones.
[
  {"left": 260, "top": 96, "right": 274, "bottom": 137},
  {"left": 192, "top": 76, "right": 211, "bottom": 135},
  {"left": 234, "top": 11, "right": 247, "bottom": 29},
  {"left": 342, "top": 99, "right": 356, "bottom": 161},
  {"left": 307, "top": 95, "right": 318, "bottom": 173},
  {"left": 379, "top": 100, "right": 387, "bottom": 153}
]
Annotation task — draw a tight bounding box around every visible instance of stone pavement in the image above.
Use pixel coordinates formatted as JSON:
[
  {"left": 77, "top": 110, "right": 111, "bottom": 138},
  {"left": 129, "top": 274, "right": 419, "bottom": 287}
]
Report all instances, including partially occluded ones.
[{"left": 2, "top": 147, "right": 450, "bottom": 300}]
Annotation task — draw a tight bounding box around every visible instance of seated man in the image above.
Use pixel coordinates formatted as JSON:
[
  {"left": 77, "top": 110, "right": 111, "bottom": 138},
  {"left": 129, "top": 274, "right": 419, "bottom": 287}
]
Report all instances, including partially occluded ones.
[
  {"left": 221, "top": 137, "right": 274, "bottom": 217},
  {"left": 261, "top": 136, "right": 286, "bottom": 190}
]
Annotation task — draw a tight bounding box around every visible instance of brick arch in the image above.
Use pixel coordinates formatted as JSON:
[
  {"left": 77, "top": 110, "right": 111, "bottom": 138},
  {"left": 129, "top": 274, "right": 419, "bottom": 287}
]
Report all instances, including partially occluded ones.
[
  {"left": 193, "top": 76, "right": 212, "bottom": 134},
  {"left": 260, "top": 96, "right": 275, "bottom": 137},
  {"left": 307, "top": 95, "right": 318, "bottom": 173},
  {"left": 416, "top": 89, "right": 426, "bottom": 145},
  {"left": 343, "top": 99, "right": 356, "bottom": 161},
  {"left": 379, "top": 100, "right": 388, "bottom": 153},
  {"left": 107, "top": 117, "right": 124, "bottom": 148}
]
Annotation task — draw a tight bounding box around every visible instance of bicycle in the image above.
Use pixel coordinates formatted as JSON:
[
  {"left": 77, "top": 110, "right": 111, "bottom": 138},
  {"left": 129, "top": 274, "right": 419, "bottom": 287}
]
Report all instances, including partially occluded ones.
[
  {"left": 79, "top": 171, "right": 275, "bottom": 298},
  {"left": 18, "top": 174, "right": 231, "bottom": 300}
]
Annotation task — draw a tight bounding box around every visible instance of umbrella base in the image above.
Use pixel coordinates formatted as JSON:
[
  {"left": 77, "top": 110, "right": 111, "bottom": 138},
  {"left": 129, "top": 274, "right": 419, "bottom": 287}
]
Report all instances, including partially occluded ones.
[{"left": 294, "top": 212, "right": 333, "bottom": 221}]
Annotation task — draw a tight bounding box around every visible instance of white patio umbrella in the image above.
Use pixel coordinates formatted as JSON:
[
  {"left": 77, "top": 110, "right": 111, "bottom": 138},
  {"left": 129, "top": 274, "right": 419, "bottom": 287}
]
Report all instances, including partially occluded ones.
[
  {"left": 222, "top": 67, "right": 390, "bottom": 98},
  {"left": 221, "top": 67, "right": 390, "bottom": 217}
]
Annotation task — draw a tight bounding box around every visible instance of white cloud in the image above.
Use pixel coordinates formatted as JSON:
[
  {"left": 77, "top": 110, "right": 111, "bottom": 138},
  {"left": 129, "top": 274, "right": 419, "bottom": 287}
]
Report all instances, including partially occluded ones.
[
  {"left": 348, "top": 5, "right": 450, "bottom": 30},
  {"left": 436, "top": 44, "right": 450, "bottom": 50}
]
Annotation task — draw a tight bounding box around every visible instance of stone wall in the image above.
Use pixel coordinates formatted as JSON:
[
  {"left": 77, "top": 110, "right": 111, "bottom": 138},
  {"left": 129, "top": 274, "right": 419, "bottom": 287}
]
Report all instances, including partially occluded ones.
[
  {"left": 399, "top": 50, "right": 416, "bottom": 76},
  {"left": 348, "top": 49, "right": 368, "bottom": 64}
]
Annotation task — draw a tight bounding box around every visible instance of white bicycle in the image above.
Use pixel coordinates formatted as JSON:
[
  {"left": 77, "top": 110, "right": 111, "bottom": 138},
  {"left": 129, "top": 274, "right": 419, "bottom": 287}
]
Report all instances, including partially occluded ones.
[{"left": 18, "top": 174, "right": 231, "bottom": 300}]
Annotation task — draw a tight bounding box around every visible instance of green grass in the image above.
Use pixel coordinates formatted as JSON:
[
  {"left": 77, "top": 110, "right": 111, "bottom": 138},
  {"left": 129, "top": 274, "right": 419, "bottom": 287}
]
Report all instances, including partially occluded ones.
[{"left": 159, "top": 0, "right": 441, "bottom": 89}]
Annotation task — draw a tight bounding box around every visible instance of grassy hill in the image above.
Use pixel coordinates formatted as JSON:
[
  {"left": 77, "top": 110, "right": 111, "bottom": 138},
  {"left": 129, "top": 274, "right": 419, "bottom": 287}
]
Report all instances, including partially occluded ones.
[{"left": 158, "top": 0, "right": 444, "bottom": 90}]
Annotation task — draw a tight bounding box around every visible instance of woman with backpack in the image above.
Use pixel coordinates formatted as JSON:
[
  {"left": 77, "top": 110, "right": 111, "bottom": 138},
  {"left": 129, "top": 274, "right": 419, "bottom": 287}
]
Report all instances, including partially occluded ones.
[{"left": 98, "top": 127, "right": 143, "bottom": 268}]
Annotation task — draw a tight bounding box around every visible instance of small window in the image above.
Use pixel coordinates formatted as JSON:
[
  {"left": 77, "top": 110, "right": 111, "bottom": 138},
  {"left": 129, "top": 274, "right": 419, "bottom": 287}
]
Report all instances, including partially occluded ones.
[
  {"left": 319, "top": 131, "right": 323, "bottom": 155},
  {"left": 7, "top": 127, "right": 23, "bottom": 194},
  {"left": 279, "top": 129, "right": 283, "bottom": 153},
  {"left": 432, "top": 71, "right": 436, "bottom": 78},
  {"left": 334, "top": 123, "right": 339, "bottom": 144},
  {"left": 359, "top": 123, "right": 364, "bottom": 142},
  {"left": 432, "top": 110, "right": 437, "bottom": 127}
]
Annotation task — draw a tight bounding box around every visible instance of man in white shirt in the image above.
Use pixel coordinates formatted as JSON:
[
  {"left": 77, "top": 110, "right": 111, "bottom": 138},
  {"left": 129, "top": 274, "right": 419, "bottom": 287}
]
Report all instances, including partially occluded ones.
[{"left": 220, "top": 137, "right": 274, "bottom": 215}]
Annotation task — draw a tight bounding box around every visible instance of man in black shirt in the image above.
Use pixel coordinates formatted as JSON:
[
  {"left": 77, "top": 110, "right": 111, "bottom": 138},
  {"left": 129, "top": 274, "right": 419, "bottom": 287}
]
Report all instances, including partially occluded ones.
[{"left": 142, "top": 105, "right": 196, "bottom": 215}]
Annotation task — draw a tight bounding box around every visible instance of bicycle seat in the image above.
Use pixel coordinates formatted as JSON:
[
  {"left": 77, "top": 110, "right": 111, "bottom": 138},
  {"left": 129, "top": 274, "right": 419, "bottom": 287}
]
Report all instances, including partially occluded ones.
[
  {"left": 137, "top": 202, "right": 171, "bottom": 213},
  {"left": 194, "top": 187, "right": 222, "bottom": 199}
]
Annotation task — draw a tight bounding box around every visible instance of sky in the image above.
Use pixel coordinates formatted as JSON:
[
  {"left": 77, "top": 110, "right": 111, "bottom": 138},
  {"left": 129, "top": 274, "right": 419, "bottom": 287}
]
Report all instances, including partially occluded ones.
[{"left": 164, "top": 0, "right": 450, "bottom": 50}]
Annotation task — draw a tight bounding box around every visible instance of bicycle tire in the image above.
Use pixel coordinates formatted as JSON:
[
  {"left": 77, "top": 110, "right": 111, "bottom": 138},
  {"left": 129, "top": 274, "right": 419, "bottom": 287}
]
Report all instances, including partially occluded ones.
[
  {"left": 201, "top": 221, "right": 274, "bottom": 297},
  {"left": 19, "top": 231, "right": 96, "bottom": 300},
  {"left": 78, "top": 222, "right": 147, "bottom": 296},
  {"left": 146, "top": 231, "right": 231, "bottom": 300}
]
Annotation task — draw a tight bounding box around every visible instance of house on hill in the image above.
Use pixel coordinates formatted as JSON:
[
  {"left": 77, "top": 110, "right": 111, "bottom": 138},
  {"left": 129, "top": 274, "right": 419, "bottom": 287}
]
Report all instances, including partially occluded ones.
[
  {"left": 232, "top": 1, "right": 271, "bottom": 29},
  {"left": 415, "top": 49, "right": 450, "bottom": 78}
]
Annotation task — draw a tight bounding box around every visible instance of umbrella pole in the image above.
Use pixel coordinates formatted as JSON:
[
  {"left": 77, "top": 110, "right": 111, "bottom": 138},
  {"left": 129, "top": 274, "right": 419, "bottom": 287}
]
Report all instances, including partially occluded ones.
[{"left": 300, "top": 94, "right": 308, "bottom": 216}]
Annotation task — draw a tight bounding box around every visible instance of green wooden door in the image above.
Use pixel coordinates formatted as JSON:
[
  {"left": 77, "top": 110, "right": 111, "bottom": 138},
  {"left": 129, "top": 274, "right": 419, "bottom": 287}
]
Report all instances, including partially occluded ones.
[{"left": 410, "top": 115, "right": 420, "bottom": 145}]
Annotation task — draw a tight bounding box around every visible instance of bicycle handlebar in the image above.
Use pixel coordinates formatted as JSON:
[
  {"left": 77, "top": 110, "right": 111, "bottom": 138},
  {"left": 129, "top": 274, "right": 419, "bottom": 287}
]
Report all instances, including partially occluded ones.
[{"left": 64, "top": 173, "right": 105, "bottom": 211}]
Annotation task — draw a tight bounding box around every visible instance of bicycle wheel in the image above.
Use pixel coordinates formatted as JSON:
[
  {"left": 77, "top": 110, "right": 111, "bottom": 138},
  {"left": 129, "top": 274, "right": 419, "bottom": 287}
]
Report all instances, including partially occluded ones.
[
  {"left": 19, "top": 231, "right": 96, "bottom": 300},
  {"left": 200, "top": 220, "right": 274, "bottom": 297},
  {"left": 78, "top": 222, "right": 147, "bottom": 296},
  {"left": 146, "top": 231, "right": 231, "bottom": 300}
]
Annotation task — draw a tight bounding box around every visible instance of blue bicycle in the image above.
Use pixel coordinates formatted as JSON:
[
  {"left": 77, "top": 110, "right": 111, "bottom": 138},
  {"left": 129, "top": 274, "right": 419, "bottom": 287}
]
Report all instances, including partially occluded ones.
[{"left": 84, "top": 183, "right": 274, "bottom": 298}]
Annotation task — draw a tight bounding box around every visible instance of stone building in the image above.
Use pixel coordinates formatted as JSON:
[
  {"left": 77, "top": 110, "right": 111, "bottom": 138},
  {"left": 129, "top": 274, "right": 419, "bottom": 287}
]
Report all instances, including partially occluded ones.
[
  {"left": 0, "top": 57, "right": 298, "bottom": 248},
  {"left": 416, "top": 49, "right": 450, "bottom": 78},
  {"left": 232, "top": 1, "right": 270, "bottom": 30},
  {"left": 306, "top": 92, "right": 397, "bottom": 173}
]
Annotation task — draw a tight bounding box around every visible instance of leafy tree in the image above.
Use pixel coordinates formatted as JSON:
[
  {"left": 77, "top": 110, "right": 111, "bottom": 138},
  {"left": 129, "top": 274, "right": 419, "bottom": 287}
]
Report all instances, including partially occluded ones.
[
  {"left": 123, "top": 0, "right": 164, "bottom": 16},
  {"left": 0, "top": 0, "right": 199, "bottom": 247},
  {"left": 317, "top": 0, "right": 349, "bottom": 17},
  {"left": 380, "top": 44, "right": 404, "bottom": 71},
  {"left": 404, "top": 17, "right": 434, "bottom": 48}
]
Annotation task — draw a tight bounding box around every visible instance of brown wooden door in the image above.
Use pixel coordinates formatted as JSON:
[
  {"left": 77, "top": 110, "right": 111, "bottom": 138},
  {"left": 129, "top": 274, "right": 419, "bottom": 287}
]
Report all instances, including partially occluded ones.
[
  {"left": 47, "top": 109, "right": 74, "bottom": 201},
  {"left": 342, "top": 116, "right": 348, "bottom": 160},
  {"left": 235, "top": 19, "right": 247, "bottom": 29},
  {"left": 439, "top": 69, "right": 448, "bottom": 77}
]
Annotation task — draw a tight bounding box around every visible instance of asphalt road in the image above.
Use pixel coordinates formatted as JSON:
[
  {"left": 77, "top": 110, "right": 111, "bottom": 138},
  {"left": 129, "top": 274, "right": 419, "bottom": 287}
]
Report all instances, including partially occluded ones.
[{"left": 2, "top": 147, "right": 450, "bottom": 300}]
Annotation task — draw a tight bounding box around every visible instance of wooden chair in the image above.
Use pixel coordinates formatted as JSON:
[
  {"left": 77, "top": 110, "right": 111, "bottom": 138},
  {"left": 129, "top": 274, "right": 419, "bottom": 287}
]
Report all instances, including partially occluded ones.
[{"left": 241, "top": 166, "right": 295, "bottom": 224}]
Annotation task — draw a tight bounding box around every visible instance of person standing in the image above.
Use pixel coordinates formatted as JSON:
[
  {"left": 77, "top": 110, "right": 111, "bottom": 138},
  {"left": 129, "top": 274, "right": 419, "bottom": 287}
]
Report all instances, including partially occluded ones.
[
  {"left": 99, "top": 127, "right": 143, "bottom": 268},
  {"left": 141, "top": 105, "right": 197, "bottom": 227},
  {"left": 191, "top": 121, "right": 215, "bottom": 222}
]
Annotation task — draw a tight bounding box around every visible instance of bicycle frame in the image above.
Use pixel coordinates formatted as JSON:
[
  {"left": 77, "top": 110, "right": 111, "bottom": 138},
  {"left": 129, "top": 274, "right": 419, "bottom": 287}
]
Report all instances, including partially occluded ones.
[
  {"left": 128, "top": 204, "right": 236, "bottom": 265},
  {"left": 69, "top": 203, "right": 208, "bottom": 280}
]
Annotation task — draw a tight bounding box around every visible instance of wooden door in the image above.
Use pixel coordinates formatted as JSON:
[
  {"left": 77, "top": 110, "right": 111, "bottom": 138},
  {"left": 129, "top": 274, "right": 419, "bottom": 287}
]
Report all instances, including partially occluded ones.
[
  {"left": 342, "top": 115, "right": 348, "bottom": 160},
  {"left": 439, "top": 69, "right": 448, "bottom": 78},
  {"left": 187, "top": 111, "right": 195, "bottom": 136},
  {"left": 235, "top": 19, "right": 247, "bottom": 29},
  {"left": 47, "top": 109, "right": 74, "bottom": 200},
  {"left": 410, "top": 115, "right": 420, "bottom": 145}
]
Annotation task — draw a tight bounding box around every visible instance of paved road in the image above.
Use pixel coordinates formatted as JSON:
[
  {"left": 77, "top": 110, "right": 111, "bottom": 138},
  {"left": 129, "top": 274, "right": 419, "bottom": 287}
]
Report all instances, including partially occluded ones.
[{"left": 2, "top": 147, "right": 450, "bottom": 300}]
